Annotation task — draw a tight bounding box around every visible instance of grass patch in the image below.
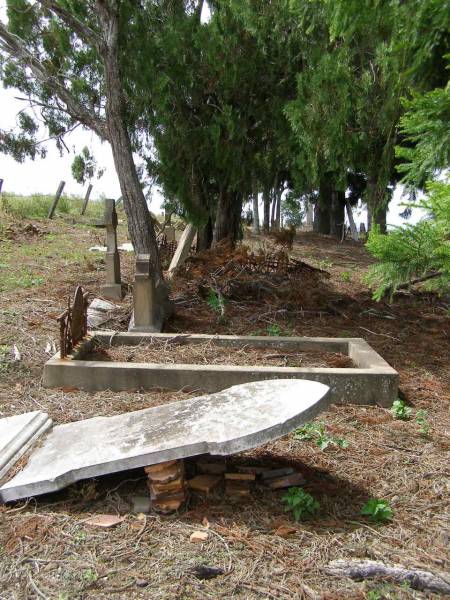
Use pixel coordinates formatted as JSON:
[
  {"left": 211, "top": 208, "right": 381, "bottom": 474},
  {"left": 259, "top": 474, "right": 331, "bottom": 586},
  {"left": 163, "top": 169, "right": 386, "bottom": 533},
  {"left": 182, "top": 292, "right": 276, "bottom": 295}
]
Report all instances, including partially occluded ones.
[{"left": 0, "top": 192, "right": 105, "bottom": 220}]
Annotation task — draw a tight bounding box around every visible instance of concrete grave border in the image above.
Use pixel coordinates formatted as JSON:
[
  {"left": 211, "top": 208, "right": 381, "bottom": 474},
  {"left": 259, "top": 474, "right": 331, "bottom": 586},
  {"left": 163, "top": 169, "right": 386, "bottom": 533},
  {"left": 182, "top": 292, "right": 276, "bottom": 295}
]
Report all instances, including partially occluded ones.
[{"left": 43, "top": 333, "right": 398, "bottom": 407}]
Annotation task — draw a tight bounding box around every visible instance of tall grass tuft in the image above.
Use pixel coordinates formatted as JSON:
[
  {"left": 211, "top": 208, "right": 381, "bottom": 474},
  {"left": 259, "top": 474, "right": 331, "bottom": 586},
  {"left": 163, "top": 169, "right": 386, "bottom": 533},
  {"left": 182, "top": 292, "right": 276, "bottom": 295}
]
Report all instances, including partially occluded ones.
[{"left": 0, "top": 192, "right": 106, "bottom": 220}]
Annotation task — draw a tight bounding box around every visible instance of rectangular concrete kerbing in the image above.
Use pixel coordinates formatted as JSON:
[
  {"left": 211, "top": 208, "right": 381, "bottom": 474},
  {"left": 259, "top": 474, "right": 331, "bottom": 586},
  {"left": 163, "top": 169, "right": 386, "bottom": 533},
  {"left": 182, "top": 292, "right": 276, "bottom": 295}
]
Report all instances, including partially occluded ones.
[{"left": 43, "top": 333, "right": 399, "bottom": 407}]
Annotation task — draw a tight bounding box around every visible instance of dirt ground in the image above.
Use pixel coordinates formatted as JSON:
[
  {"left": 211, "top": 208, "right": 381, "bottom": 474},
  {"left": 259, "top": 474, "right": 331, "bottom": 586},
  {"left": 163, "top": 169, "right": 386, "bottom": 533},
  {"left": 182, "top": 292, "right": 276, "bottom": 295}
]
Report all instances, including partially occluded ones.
[{"left": 0, "top": 214, "right": 449, "bottom": 600}]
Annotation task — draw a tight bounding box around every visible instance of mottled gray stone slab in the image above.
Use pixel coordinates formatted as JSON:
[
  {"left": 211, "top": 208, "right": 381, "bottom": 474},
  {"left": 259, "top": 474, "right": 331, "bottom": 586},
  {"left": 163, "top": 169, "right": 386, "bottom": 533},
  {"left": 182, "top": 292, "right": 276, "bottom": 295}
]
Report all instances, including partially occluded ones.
[
  {"left": 0, "top": 379, "right": 329, "bottom": 502},
  {"left": 0, "top": 411, "right": 52, "bottom": 480}
]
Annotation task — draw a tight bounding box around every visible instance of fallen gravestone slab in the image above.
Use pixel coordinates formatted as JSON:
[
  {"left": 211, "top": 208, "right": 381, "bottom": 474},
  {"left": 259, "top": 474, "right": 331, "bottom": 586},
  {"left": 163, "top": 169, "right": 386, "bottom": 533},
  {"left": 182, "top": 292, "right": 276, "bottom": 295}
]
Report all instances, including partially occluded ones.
[
  {"left": 0, "top": 411, "right": 53, "bottom": 480},
  {"left": 0, "top": 379, "right": 329, "bottom": 503},
  {"left": 87, "top": 298, "right": 119, "bottom": 329}
]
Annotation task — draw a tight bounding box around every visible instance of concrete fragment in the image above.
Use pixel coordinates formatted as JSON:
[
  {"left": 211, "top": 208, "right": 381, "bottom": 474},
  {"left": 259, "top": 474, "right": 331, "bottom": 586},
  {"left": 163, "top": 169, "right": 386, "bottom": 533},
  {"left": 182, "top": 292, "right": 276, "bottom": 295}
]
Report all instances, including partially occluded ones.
[
  {"left": 167, "top": 223, "right": 196, "bottom": 278},
  {"left": 101, "top": 198, "right": 123, "bottom": 301},
  {"left": 0, "top": 411, "right": 52, "bottom": 480},
  {"left": 84, "top": 514, "right": 125, "bottom": 528},
  {"left": 190, "top": 531, "right": 209, "bottom": 544},
  {"left": 87, "top": 298, "right": 118, "bottom": 329},
  {"left": 0, "top": 379, "right": 330, "bottom": 502},
  {"left": 128, "top": 254, "right": 164, "bottom": 332}
]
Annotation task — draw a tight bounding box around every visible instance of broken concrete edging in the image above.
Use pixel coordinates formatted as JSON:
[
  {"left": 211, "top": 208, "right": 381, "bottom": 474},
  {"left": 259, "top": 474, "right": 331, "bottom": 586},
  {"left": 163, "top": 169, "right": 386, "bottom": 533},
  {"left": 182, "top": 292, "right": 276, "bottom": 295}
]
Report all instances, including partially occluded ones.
[
  {"left": 0, "top": 379, "right": 330, "bottom": 502},
  {"left": 0, "top": 411, "right": 53, "bottom": 480},
  {"left": 43, "top": 333, "right": 398, "bottom": 406}
]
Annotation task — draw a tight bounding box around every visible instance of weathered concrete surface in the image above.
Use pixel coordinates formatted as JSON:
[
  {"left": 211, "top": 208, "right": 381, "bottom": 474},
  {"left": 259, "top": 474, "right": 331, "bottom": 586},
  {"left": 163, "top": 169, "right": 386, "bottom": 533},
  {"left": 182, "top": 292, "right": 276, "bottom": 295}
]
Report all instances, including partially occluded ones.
[
  {"left": 167, "top": 223, "right": 196, "bottom": 279},
  {"left": 101, "top": 198, "right": 123, "bottom": 301},
  {"left": 0, "top": 379, "right": 329, "bottom": 502},
  {"left": 43, "top": 334, "right": 398, "bottom": 406},
  {"left": 128, "top": 254, "right": 164, "bottom": 333},
  {"left": 0, "top": 411, "right": 52, "bottom": 480}
]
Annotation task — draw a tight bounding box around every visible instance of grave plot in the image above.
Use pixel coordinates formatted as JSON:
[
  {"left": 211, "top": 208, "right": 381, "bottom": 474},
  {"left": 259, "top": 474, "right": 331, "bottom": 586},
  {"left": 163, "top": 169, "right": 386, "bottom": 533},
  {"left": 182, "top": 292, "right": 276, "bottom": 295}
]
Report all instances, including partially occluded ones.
[{"left": 43, "top": 330, "right": 398, "bottom": 406}]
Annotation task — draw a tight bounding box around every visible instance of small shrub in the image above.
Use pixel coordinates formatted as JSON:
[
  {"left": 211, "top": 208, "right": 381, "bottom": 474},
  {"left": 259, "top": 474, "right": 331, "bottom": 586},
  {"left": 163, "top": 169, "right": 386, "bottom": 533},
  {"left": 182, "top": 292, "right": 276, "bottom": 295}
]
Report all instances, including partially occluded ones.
[
  {"left": 294, "top": 421, "right": 348, "bottom": 450},
  {"left": 341, "top": 271, "right": 352, "bottom": 282},
  {"left": 266, "top": 324, "right": 281, "bottom": 336},
  {"left": 207, "top": 288, "right": 225, "bottom": 318},
  {"left": 391, "top": 399, "right": 412, "bottom": 420},
  {"left": 361, "top": 498, "right": 393, "bottom": 523},
  {"left": 415, "top": 410, "right": 430, "bottom": 436},
  {"left": 282, "top": 487, "right": 320, "bottom": 521}
]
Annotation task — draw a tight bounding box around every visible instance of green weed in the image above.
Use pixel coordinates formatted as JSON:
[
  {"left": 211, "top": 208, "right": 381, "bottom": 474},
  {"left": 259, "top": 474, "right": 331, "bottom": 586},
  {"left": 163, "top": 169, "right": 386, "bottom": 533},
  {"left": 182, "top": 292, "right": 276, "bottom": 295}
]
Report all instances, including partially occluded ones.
[
  {"left": 266, "top": 324, "right": 281, "bottom": 336},
  {"left": 361, "top": 498, "right": 393, "bottom": 523},
  {"left": 207, "top": 288, "right": 226, "bottom": 318},
  {"left": 283, "top": 487, "right": 320, "bottom": 521},
  {"left": 294, "top": 421, "right": 348, "bottom": 450},
  {"left": 415, "top": 410, "right": 430, "bottom": 436},
  {"left": 82, "top": 569, "right": 98, "bottom": 583},
  {"left": 390, "top": 399, "right": 412, "bottom": 420},
  {"left": 341, "top": 271, "right": 352, "bottom": 282}
]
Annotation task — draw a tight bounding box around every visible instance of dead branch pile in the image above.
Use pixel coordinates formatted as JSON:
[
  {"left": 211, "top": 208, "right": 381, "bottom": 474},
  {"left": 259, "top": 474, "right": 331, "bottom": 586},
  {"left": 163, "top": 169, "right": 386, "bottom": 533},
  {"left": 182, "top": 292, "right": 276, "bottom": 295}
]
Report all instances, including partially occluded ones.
[
  {"left": 175, "top": 241, "right": 332, "bottom": 307},
  {"left": 174, "top": 241, "right": 330, "bottom": 306}
]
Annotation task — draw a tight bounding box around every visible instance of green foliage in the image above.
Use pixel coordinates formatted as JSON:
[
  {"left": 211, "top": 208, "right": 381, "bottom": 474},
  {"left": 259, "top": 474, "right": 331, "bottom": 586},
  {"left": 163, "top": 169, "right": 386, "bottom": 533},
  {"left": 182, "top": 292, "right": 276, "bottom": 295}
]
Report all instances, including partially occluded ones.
[
  {"left": 71, "top": 146, "right": 104, "bottom": 185},
  {"left": 396, "top": 56, "right": 450, "bottom": 186},
  {"left": 294, "top": 421, "right": 348, "bottom": 450},
  {"left": 0, "top": 192, "right": 105, "bottom": 220},
  {"left": 366, "top": 179, "right": 450, "bottom": 300},
  {"left": 415, "top": 410, "right": 430, "bottom": 436},
  {"left": 82, "top": 569, "right": 98, "bottom": 583},
  {"left": 281, "top": 193, "right": 304, "bottom": 227},
  {"left": 206, "top": 288, "right": 226, "bottom": 318},
  {"left": 341, "top": 271, "right": 351, "bottom": 283},
  {"left": 390, "top": 399, "right": 412, "bottom": 421},
  {"left": 282, "top": 487, "right": 320, "bottom": 522},
  {"left": 266, "top": 324, "right": 281, "bottom": 336},
  {"left": 361, "top": 498, "right": 393, "bottom": 523}
]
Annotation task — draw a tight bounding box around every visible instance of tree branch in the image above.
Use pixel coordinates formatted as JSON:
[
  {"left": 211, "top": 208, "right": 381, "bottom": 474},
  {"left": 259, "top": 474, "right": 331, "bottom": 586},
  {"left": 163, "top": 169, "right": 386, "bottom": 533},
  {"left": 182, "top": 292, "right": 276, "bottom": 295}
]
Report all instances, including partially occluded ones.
[
  {"left": 324, "top": 559, "right": 450, "bottom": 595},
  {"left": 37, "top": 0, "right": 105, "bottom": 53},
  {"left": 0, "top": 21, "right": 108, "bottom": 140}
]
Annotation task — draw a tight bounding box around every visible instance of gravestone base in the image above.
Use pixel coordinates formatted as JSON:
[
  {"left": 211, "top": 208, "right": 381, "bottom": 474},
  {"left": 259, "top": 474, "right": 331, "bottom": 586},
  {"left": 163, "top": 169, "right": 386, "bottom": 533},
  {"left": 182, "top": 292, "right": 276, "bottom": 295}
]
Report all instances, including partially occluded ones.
[{"left": 101, "top": 283, "right": 123, "bottom": 302}]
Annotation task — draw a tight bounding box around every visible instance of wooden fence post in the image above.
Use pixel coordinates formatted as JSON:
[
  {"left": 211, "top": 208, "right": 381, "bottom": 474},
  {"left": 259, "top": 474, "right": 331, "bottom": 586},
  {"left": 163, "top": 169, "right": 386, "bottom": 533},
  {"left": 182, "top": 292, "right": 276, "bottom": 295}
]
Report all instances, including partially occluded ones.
[
  {"left": 80, "top": 183, "right": 93, "bottom": 215},
  {"left": 47, "top": 181, "right": 65, "bottom": 219}
]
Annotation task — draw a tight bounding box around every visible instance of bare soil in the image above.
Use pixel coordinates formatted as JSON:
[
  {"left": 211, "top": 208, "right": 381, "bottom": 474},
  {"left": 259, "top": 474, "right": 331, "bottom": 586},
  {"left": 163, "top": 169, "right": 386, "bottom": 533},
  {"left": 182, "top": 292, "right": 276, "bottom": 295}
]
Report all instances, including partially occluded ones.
[
  {"left": 0, "top": 215, "right": 449, "bottom": 600},
  {"left": 87, "top": 340, "right": 354, "bottom": 369}
]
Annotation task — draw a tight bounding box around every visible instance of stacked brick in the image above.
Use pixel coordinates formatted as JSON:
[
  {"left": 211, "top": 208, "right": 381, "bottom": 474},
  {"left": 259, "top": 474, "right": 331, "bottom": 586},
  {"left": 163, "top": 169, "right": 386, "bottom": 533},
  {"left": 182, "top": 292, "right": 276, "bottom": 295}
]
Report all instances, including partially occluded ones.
[{"left": 145, "top": 459, "right": 186, "bottom": 513}]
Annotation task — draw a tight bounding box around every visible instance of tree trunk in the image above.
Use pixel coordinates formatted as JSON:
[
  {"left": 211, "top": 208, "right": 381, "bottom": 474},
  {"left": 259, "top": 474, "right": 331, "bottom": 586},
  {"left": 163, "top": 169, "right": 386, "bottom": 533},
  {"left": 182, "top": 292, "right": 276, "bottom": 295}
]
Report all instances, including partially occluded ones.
[
  {"left": 101, "top": 8, "right": 165, "bottom": 294},
  {"left": 314, "top": 178, "right": 332, "bottom": 234},
  {"left": 276, "top": 190, "right": 282, "bottom": 229},
  {"left": 367, "top": 180, "right": 388, "bottom": 233},
  {"left": 263, "top": 187, "right": 270, "bottom": 234},
  {"left": 345, "top": 199, "right": 359, "bottom": 241},
  {"left": 270, "top": 189, "right": 277, "bottom": 229},
  {"left": 252, "top": 191, "right": 260, "bottom": 235},
  {"left": 197, "top": 216, "right": 213, "bottom": 251},
  {"left": 305, "top": 200, "right": 314, "bottom": 228},
  {"left": 313, "top": 203, "right": 331, "bottom": 234},
  {"left": 214, "top": 189, "right": 242, "bottom": 245},
  {"left": 329, "top": 191, "right": 345, "bottom": 239}
]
